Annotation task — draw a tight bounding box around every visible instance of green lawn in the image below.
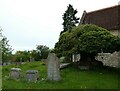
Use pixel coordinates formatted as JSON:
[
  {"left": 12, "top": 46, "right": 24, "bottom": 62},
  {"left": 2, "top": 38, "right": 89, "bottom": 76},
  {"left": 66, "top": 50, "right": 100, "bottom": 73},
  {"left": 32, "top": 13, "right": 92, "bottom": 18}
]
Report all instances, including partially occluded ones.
[{"left": 2, "top": 61, "right": 120, "bottom": 89}]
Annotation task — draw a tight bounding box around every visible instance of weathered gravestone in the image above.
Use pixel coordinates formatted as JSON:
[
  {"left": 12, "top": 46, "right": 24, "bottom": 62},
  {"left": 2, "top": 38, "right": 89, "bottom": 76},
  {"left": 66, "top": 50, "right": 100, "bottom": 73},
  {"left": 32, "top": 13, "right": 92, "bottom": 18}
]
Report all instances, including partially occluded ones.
[
  {"left": 47, "top": 53, "right": 61, "bottom": 81},
  {"left": 3, "top": 63, "right": 6, "bottom": 66},
  {"left": 10, "top": 68, "right": 21, "bottom": 79},
  {"left": 26, "top": 70, "right": 39, "bottom": 82},
  {"left": 15, "top": 62, "right": 22, "bottom": 66}
]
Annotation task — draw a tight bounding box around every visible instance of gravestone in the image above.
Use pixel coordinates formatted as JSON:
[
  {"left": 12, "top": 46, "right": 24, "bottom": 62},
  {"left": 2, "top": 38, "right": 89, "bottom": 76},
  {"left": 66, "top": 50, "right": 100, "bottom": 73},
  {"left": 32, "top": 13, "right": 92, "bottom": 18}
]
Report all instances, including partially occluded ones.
[
  {"left": 47, "top": 53, "right": 61, "bottom": 81},
  {"left": 3, "top": 63, "right": 6, "bottom": 66},
  {"left": 15, "top": 62, "right": 21, "bottom": 66},
  {"left": 10, "top": 68, "right": 21, "bottom": 79},
  {"left": 26, "top": 70, "right": 38, "bottom": 82}
]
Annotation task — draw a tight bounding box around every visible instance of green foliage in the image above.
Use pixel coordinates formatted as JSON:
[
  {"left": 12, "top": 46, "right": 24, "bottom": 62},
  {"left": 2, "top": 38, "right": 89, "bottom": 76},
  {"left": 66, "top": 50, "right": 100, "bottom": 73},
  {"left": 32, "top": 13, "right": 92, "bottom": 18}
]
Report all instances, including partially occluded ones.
[
  {"left": 13, "top": 45, "right": 50, "bottom": 62},
  {"left": 61, "top": 4, "right": 79, "bottom": 35},
  {"left": 15, "top": 51, "right": 30, "bottom": 62},
  {"left": 36, "top": 45, "right": 50, "bottom": 60},
  {"left": 30, "top": 50, "right": 38, "bottom": 61},
  {"left": 55, "top": 24, "right": 120, "bottom": 57},
  {"left": 0, "top": 28, "right": 12, "bottom": 62}
]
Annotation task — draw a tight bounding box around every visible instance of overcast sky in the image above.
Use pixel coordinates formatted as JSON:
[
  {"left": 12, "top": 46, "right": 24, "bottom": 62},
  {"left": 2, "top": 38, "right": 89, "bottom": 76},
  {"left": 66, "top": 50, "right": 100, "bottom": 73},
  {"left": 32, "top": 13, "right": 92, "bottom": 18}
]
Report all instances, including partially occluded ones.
[{"left": 0, "top": 0, "right": 119, "bottom": 53}]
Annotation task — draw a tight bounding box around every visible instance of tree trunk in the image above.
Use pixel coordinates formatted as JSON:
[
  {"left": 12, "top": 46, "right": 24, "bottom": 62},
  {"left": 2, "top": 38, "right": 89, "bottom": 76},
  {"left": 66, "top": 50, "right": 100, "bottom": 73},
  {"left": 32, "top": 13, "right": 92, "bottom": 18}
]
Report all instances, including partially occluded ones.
[
  {"left": 78, "top": 53, "right": 91, "bottom": 66},
  {"left": 78, "top": 53, "right": 103, "bottom": 69}
]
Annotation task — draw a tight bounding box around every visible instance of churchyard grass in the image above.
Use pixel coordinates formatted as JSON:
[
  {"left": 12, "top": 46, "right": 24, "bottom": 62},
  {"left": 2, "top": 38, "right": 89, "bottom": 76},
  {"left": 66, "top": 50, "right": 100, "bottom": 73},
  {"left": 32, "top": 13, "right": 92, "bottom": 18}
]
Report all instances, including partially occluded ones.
[{"left": 2, "top": 61, "right": 119, "bottom": 89}]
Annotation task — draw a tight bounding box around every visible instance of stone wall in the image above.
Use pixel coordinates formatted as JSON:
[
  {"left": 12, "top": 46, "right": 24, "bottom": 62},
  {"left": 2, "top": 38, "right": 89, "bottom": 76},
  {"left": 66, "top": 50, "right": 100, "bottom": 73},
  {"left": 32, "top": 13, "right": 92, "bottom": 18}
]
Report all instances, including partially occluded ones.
[
  {"left": 72, "top": 51, "right": 120, "bottom": 68},
  {"left": 110, "top": 30, "right": 120, "bottom": 37},
  {"left": 95, "top": 51, "right": 120, "bottom": 68}
]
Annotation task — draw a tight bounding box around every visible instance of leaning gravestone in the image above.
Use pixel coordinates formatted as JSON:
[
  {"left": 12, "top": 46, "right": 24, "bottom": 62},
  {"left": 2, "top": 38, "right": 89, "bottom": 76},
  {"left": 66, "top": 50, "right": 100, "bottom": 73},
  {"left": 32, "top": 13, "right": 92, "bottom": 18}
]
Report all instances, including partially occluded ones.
[
  {"left": 10, "top": 68, "right": 21, "bottom": 79},
  {"left": 47, "top": 53, "right": 61, "bottom": 81}
]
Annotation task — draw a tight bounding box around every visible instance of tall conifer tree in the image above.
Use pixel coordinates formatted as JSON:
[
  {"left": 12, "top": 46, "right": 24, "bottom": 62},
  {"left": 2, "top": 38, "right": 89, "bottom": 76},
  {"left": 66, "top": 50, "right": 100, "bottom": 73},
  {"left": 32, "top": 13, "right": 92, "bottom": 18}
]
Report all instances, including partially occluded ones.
[{"left": 61, "top": 4, "right": 79, "bottom": 35}]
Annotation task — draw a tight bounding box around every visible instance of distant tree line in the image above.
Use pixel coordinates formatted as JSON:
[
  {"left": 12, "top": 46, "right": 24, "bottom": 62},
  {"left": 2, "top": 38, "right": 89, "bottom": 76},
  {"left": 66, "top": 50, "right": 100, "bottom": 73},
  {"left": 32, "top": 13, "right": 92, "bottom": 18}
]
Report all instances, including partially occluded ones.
[
  {"left": 13, "top": 45, "right": 51, "bottom": 62},
  {"left": 0, "top": 28, "right": 51, "bottom": 63}
]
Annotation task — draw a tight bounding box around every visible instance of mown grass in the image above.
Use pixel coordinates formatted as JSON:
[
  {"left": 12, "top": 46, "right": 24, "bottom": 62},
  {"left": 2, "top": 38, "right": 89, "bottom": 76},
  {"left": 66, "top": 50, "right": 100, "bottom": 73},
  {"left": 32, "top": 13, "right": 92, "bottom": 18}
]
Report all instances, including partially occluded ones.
[{"left": 2, "top": 61, "right": 120, "bottom": 89}]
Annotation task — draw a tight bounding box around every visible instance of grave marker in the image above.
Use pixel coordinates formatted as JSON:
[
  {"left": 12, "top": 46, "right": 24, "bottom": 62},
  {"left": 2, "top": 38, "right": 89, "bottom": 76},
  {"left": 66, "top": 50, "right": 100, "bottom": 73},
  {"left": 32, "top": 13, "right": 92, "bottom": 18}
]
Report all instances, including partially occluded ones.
[
  {"left": 10, "top": 68, "right": 21, "bottom": 79},
  {"left": 47, "top": 53, "right": 61, "bottom": 81},
  {"left": 26, "top": 70, "right": 39, "bottom": 82}
]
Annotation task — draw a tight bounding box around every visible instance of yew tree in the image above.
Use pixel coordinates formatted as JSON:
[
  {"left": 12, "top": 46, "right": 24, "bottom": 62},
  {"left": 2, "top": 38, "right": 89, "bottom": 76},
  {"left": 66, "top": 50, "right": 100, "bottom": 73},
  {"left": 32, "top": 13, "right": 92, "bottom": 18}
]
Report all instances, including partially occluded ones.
[
  {"left": 61, "top": 4, "right": 79, "bottom": 35},
  {"left": 55, "top": 24, "right": 120, "bottom": 64},
  {"left": 0, "top": 28, "right": 12, "bottom": 62}
]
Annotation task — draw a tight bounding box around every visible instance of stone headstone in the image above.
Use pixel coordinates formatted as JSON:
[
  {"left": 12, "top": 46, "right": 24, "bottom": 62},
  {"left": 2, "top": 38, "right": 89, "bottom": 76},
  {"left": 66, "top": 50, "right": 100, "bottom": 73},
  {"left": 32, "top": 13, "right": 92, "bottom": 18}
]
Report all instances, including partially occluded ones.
[
  {"left": 26, "top": 70, "right": 38, "bottom": 82},
  {"left": 16, "top": 62, "right": 22, "bottom": 66},
  {"left": 60, "top": 63, "right": 70, "bottom": 69},
  {"left": 10, "top": 68, "right": 21, "bottom": 79},
  {"left": 47, "top": 53, "right": 61, "bottom": 81},
  {"left": 3, "top": 63, "right": 6, "bottom": 66}
]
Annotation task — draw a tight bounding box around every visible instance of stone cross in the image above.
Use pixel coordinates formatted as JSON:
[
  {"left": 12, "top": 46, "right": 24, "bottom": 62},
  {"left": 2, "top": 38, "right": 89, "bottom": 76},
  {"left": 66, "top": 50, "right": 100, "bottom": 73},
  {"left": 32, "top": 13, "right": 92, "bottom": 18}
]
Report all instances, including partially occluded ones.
[{"left": 47, "top": 53, "right": 61, "bottom": 81}]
